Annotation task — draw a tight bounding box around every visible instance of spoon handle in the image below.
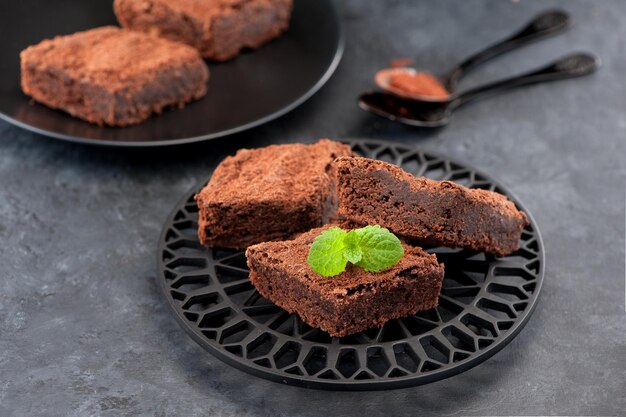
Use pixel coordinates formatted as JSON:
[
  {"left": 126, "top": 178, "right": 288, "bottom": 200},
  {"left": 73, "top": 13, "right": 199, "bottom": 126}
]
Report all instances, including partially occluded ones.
[
  {"left": 445, "top": 9, "right": 570, "bottom": 90},
  {"left": 456, "top": 53, "right": 599, "bottom": 105}
]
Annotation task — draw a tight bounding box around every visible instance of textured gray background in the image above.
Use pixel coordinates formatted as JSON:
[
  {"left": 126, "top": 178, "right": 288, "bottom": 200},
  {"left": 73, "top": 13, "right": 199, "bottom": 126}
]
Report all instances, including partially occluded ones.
[{"left": 1, "top": 1, "right": 625, "bottom": 416}]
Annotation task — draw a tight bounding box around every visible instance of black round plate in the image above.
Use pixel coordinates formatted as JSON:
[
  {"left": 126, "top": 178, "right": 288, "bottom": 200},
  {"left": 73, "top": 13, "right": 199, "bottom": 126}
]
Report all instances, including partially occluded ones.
[
  {"left": 0, "top": 0, "right": 343, "bottom": 146},
  {"left": 157, "top": 139, "right": 544, "bottom": 390}
]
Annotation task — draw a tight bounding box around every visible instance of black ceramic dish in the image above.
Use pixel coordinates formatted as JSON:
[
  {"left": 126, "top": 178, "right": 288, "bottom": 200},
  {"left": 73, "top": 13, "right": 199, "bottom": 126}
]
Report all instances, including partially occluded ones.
[
  {"left": 0, "top": 0, "right": 343, "bottom": 146},
  {"left": 157, "top": 139, "right": 545, "bottom": 390}
]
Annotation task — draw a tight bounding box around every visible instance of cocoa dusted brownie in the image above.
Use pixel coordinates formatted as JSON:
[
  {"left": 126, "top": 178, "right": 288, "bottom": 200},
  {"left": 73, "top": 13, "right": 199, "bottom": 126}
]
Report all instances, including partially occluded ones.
[
  {"left": 246, "top": 225, "right": 445, "bottom": 337},
  {"left": 20, "top": 26, "right": 209, "bottom": 126},
  {"left": 114, "top": 0, "right": 293, "bottom": 61},
  {"left": 332, "top": 156, "right": 529, "bottom": 256},
  {"left": 195, "top": 139, "right": 354, "bottom": 249}
]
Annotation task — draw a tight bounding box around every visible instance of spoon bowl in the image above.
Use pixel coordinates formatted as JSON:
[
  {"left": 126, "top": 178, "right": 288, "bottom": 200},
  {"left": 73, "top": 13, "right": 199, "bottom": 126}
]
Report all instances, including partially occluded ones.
[
  {"left": 359, "top": 92, "right": 454, "bottom": 127},
  {"left": 374, "top": 68, "right": 451, "bottom": 103}
]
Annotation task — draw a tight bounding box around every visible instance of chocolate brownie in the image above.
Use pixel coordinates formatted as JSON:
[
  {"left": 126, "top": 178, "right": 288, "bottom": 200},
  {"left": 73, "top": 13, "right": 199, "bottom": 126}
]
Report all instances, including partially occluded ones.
[
  {"left": 195, "top": 139, "right": 354, "bottom": 249},
  {"left": 332, "top": 156, "right": 529, "bottom": 256},
  {"left": 114, "top": 0, "right": 293, "bottom": 61},
  {"left": 246, "top": 225, "right": 445, "bottom": 337},
  {"left": 20, "top": 26, "right": 209, "bottom": 126}
]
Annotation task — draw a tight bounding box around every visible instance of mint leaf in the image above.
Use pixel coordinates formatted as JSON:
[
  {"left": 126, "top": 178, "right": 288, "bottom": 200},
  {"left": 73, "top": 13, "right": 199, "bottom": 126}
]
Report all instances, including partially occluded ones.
[
  {"left": 343, "top": 230, "right": 363, "bottom": 264},
  {"left": 306, "top": 227, "right": 348, "bottom": 277},
  {"left": 354, "top": 225, "right": 404, "bottom": 272},
  {"left": 343, "top": 247, "right": 362, "bottom": 264}
]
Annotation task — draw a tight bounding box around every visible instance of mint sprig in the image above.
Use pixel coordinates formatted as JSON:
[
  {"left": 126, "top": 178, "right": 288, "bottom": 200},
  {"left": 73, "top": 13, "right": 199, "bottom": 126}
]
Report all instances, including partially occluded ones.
[{"left": 307, "top": 225, "right": 404, "bottom": 277}]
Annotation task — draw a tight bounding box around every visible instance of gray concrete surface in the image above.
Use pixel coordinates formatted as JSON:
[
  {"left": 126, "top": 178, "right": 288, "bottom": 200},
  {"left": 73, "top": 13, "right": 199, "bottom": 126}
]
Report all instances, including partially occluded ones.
[{"left": 1, "top": 0, "right": 625, "bottom": 416}]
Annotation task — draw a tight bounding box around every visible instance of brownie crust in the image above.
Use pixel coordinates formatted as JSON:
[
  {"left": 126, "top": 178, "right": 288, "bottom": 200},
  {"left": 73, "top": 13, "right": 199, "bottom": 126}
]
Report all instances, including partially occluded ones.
[
  {"left": 332, "top": 156, "right": 529, "bottom": 256},
  {"left": 114, "top": 0, "right": 293, "bottom": 61},
  {"left": 246, "top": 226, "right": 445, "bottom": 337},
  {"left": 195, "top": 139, "right": 354, "bottom": 249},
  {"left": 20, "top": 26, "right": 209, "bottom": 126}
]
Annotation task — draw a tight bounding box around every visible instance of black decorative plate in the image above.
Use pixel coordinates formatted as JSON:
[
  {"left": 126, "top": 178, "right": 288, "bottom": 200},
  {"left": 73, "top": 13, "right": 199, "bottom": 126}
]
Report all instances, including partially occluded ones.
[
  {"left": 0, "top": 0, "right": 342, "bottom": 146},
  {"left": 157, "top": 139, "right": 544, "bottom": 390}
]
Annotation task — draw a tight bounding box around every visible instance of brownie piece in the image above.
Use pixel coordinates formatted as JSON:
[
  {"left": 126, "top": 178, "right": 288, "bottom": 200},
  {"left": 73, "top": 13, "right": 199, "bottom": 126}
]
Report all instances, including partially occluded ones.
[
  {"left": 114, "top": 0, "right": 293, "bottom": 61},
  {"left": 20, "top": 26, "right": 209, "bottom": 126},
  {"left": 195, "top": 139, "right": 354, "bottom": 249},
  {"left": 246, "top": 225, "right": 445, "bottom": 337},
  {"left": 332, "top": 156, "right": 529, "bottom": 256}
]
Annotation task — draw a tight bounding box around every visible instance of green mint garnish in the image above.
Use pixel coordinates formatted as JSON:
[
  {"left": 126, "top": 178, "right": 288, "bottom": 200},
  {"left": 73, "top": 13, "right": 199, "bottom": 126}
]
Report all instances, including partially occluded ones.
[
  {"left": 350, "top": 225, "right": 405, "bottom": 272},
  {"left": 307, "top": 225, "right": 404, "bottom": 277},
  {"left": 306, "top": 227, "right": 348, "bottom": 277},
  {"left": 343, "top": 230, "right": 363, "bottom": 264}
]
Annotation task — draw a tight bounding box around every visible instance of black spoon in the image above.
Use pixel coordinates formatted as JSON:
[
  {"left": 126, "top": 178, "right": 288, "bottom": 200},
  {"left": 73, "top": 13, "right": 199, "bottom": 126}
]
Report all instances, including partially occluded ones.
[
  {"left": 376, "top": 9, "right": 571, "bottom": 102},
  {"left": 360, "top": 53, "right": 600, "bottom": 127}
]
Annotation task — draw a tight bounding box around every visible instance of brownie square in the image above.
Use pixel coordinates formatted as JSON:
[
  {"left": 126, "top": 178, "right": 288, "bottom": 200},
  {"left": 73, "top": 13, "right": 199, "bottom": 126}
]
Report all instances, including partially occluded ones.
[
  {"left": 246, "top": 225, "right": 445, "bottom": 337},
  {"left": 114, "top": 0, "right": 293, "bottom": 61},
  {"left": 195, "top": 139, "right": 354, "bottom": 249},
  {"left": 332, "top": 156, "right": 529, "bottom": 256},
  {"left": 20, "top": 26, "right": 209, "bottom": 126}
]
